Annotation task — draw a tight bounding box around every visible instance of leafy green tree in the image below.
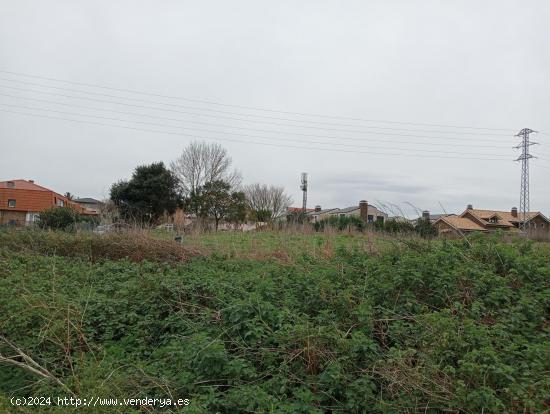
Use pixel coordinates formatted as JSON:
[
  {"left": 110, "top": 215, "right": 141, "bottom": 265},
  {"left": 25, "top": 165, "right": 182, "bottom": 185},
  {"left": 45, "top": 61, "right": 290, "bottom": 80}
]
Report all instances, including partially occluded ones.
[
  {"left": 227, "top": 191, "right": 247, "bottom": 226},
  {"left": 110, "top": 162, "right": 180, "bottom": 225},
  {"left": 187, "top": 180, "right": 246, "bottom": 230}
]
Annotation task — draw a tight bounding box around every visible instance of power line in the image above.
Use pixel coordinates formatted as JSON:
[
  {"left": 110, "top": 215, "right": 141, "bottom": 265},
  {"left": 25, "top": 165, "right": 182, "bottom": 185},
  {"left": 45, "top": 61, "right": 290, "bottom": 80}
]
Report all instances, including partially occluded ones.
[
  {"left": 0, "top": 77, "right": 513, "bottom": 137},
  {"left": 0, "top": 102, "right": 513, "bottom": 158},
  {"left": 0, "top": 107, "right": 514, "bottom": 161},
  {"left": 0, "top": 84, "right": 514, "bottom": 144},
  {"left": 0, "top": 93, "right": 517, "bottom": 149},
  {"left": 0, "top": 68, "right": 515, "bottom": 132}
]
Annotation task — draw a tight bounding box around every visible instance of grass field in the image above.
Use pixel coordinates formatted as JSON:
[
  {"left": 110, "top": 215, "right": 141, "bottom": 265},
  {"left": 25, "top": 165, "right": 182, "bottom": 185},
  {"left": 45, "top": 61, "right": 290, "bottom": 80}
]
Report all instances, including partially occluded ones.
[{"left": 0, "top": 229, "right": 548, "bottom": 413}]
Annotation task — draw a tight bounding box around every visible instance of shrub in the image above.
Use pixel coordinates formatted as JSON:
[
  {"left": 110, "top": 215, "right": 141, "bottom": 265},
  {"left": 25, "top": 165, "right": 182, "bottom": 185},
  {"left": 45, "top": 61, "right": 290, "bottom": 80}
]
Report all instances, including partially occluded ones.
[
  {"left": 374, "top": 218, "right": 415, "bottom": 234},
  {"left": 37, "top": 207, "right": 92, "bottom": 231}
]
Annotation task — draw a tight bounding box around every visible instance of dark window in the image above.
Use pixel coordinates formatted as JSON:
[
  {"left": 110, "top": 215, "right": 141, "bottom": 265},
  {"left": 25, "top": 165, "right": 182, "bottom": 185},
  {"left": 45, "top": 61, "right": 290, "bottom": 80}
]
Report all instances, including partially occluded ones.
[
  {"left": 8, "top": 199, "right": 16, "bottom": 207},
  {"left": 376, "top": 216, "right": 384, "bottom": 222},
  {"left": 7, "top": 181, "right": 15, "bottom": 188},
  {"left": 367, "top": 215, "right": 374, "bottom": 223}
]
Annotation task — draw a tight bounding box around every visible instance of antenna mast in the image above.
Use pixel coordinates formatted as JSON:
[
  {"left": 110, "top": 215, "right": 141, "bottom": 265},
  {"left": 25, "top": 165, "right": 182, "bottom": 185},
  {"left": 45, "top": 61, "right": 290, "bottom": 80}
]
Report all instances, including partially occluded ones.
[
  {"left": 300, "top": 172, "right": 308, "bottom": 213},
  {"left": 514, "top": 128, "right": 538, "bottom": 233}
]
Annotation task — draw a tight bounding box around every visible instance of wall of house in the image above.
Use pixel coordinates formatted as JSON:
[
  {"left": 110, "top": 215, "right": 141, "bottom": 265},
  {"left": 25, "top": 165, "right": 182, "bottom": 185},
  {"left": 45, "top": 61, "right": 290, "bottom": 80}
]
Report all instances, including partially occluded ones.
[
  {"left": 0, "top": 210, "right": 27, "bottom": 226},
  {"left": 310, "top": 210, "right": 337, "bottom": 222},
  {"left": 528, "top": 216, "right": 549, "bottom": 233},
  {"left": 0, "top": 188, "right": 88, "bottom": 215},
  {"left": 434, "top": 220, "right": 456, "bottom": 235},
  {"left": 0, "top": 188, "right": 54, "bottom": 212}
]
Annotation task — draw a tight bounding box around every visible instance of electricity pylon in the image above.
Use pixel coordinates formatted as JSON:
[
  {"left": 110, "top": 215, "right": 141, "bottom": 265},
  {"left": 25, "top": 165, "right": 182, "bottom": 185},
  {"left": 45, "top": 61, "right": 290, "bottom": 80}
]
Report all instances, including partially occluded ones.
[{"left": 514, "top": 128, "right": 538, "bottom": 233}]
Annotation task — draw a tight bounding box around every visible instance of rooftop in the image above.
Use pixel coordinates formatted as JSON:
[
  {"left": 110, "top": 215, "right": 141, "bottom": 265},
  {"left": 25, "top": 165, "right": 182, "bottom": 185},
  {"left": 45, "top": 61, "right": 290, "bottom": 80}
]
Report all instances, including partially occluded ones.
[
  {"left": 0, "top": 179, "right": 51, "bottom": 192},
  {"left": 75, "top": 197, "right": 102, "bottom": 204}
]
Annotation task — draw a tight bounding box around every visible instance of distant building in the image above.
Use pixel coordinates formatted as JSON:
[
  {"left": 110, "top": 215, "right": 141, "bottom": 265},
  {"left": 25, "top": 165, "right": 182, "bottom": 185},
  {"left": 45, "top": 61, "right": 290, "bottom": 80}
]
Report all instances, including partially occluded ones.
[
  {"left": 434, "top": 204, "right": 550, "bottom": 235},
  {"left": 306, "top": 200, "right": 388, "bottom": 224},
  {"left": 412, "top": 210, "right": 455, "bottom": 225},
  {"left": 0, "top": 179, "right": 97, "bottom": 226},
  {"left": 74, "top": 197, "right": 103, "bottom": 214},
  {"left": 330, "top": 200, "right": 388, "bottom": 224},
  {"left": 308, "top": 206, "right": 340, "bottom": 223},
  {"left": 287, "top": 207, "right": 315, "bottom": 214}
]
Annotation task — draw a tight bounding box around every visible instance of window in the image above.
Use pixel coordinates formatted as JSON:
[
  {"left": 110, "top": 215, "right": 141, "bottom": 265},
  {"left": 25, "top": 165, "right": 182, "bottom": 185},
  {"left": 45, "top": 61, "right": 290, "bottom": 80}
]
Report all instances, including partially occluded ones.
[
  {"left": 26, "top": 212, "right": 40, "bottom": 222},
  {"left": 7, "top": 199, "right": 16, "bottom": 207},
  {"left": 55, "top": 198, "right": 64, "bottom": 207},
  {"left": 7, "top": 181, "right": 15, "bottom": 188},
  {"left": 541, "top": 223, "right": 545, "bottom": 229},
  {"left": 489, "top": 217, "right": 498, "bottom": 223},
  {"left": 367, "top": 215, "right": 374, "bottom": 223},
  {"left": 376, "top": 216, "right": 384, "bottom": 223}
]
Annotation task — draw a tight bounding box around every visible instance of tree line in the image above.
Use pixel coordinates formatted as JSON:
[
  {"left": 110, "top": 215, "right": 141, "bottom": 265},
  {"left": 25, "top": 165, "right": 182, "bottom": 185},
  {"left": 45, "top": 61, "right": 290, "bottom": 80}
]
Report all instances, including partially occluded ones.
[{"left": 109, "top": 141, "right": 292, "bottom": 229}]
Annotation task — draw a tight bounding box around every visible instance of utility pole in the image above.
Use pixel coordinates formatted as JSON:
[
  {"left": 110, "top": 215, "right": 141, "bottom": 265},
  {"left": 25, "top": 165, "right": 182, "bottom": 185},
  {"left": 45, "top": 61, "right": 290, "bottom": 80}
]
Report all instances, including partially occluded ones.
[
  {"left": 300, "top": 172, "right": 308, "bottom": 213},
  {"left": 514, "top": 128, "right": 538, "bottom": 233}
]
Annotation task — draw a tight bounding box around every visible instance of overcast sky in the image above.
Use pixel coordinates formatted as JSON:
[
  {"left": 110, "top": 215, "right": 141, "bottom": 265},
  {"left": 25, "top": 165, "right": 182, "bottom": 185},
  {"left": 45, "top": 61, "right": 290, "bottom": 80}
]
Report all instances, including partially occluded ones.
[{"left": 1, "top": 0, "right": 549, "bottom": 217}]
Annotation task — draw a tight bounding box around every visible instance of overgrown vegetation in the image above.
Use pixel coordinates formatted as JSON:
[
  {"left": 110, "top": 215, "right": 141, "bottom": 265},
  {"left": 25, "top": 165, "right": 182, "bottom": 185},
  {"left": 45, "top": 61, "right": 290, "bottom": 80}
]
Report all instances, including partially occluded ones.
[
  {"left": 313, "top": 216, "right": 437, "bottom": 238},
  {"left": 0, "top": 230, "right": 548, "bottom": 413},
  {"left": 313, "top": 215, "right": 366, "bottom": 232}
]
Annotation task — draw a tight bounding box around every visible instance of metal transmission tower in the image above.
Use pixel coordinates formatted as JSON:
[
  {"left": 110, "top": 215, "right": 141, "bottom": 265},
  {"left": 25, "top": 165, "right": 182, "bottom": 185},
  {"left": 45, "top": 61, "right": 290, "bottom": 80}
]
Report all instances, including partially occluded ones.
[
  {"left": 300, "top": 173, "right": 308, "bottom": 213},
  {"left": 514, "top": 128, "right": 538, "bottom": 232}
]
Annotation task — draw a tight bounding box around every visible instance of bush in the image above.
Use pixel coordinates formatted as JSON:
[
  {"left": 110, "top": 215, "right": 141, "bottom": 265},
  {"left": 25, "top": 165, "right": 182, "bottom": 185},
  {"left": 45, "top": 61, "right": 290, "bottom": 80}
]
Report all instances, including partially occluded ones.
[
  {"left": 37, "top": 207, "right": 91, "bottom": 231},
  {"left": 415, "top": 217, "right": 438, "bottom": 238},
  {"left": 374, "top": 218, "right": 415, "bottom": 234}
]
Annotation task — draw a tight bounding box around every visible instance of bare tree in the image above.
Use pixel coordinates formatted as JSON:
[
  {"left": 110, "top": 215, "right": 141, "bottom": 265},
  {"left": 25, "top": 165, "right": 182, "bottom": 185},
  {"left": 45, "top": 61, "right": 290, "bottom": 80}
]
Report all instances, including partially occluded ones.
[
  {"left": 244, "top": 183, "right": 292, "bottom": 221},
  {"left": 170, "top": 141, "right": 241, "bottom": 196}
]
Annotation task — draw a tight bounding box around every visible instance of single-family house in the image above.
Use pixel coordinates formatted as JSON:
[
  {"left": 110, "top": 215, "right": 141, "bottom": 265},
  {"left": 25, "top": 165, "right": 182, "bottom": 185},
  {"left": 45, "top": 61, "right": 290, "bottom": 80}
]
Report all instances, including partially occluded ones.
[
  {"left": 0, "top": 179, "right": 98, "bottom": 226},
  {"left": 434, "top": 204, "right": 550, "bottom": 236}
]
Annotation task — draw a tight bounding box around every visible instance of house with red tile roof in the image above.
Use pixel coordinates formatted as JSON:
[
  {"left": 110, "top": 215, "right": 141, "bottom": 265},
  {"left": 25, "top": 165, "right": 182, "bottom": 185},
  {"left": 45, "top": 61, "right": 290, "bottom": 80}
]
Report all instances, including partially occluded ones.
[
  {"left": 434, "top": 204, "right": 550, "bottom": 236},
  {"left": 0, "top": 179, "right": 98, "bottom": 226}
]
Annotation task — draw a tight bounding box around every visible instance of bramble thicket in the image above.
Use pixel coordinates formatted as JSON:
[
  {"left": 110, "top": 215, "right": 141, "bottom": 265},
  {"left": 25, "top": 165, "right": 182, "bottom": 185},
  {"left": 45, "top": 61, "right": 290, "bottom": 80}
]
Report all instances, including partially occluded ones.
[{"left": 0, "top": 229, "right": 548, "bottom": 413}]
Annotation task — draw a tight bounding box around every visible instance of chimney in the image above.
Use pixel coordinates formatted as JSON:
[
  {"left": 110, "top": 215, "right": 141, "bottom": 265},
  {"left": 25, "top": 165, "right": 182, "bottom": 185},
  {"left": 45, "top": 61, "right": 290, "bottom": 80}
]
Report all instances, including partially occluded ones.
[
  {"left": 28, "top": 180, "right": 34, "bottom": 183},
  {"left": 467, "top": 204, "right": 473, "bottom": 210},
  {"left": 422, "top": 210, "right": 430, "bottom": 220},
  {"left": 315, "top": 205, "right": 321, "bottom": 212},
  {"left": 359, "top": 200, "right": 368, "bottom": 222},
  {"left": 511, "top": 207, "right": 518, "bottom": 218}
]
